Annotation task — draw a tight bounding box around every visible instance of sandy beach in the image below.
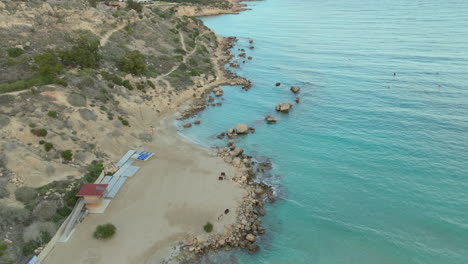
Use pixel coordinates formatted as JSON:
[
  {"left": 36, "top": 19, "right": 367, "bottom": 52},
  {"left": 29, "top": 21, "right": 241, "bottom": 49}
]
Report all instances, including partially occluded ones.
[{"left": 44, "top": 112, "right": 247, "bottom": 264}]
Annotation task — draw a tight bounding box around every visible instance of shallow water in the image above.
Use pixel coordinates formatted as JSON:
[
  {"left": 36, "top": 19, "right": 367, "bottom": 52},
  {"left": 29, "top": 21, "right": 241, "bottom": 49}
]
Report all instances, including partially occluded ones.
[{"left": 180, "top": 0, "right": 468, "bottom": 263}]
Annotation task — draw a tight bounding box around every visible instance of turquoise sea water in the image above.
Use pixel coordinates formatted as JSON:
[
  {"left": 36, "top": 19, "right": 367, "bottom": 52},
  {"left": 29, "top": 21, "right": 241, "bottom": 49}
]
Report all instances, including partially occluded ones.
[{"left": 180, "top": 0, "right": 468, "bottom": 263}]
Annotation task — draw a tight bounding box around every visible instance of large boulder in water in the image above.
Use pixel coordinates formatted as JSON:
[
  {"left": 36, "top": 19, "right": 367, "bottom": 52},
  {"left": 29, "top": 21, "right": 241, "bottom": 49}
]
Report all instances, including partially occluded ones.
[
  {"left": 275, "top": 103, "right": 293, "bottom": 113},
  {"left": 236, "top": 124, "right": 249, "bottom": 134},
  {"left": 290, "top": 86, "right": 301, "bottom": 93},
  {"left": 264, "top": 115, "right": 277, "bottom": 124}
]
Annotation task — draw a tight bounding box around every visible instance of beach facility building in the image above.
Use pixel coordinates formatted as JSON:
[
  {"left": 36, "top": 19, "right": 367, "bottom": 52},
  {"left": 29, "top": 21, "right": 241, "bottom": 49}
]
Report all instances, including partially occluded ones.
[{"left": 76, "top": 184, "right": 108, "bottom": 211}]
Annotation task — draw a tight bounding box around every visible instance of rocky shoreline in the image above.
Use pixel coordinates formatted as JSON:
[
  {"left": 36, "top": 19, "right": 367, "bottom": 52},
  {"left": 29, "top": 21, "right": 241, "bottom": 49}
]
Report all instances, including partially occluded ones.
[{"left": 170, "top": 3, "right": 280, "bottom": 260}]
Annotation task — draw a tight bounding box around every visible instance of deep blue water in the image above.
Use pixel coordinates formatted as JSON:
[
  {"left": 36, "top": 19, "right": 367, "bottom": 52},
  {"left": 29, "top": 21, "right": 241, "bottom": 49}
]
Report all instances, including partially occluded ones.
[{"left": 179, "top": 0, "right": 468, "bottom": 263}]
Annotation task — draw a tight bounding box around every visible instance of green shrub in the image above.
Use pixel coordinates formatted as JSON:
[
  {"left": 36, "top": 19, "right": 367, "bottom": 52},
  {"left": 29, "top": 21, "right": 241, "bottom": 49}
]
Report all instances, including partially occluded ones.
[
  {"left": 60, "top": 35, "right": 101, "bottom": 69},
  {"left": 44, "top": 142, "right": 54, "bottom": 152},
  {"left": 0, "top": 243, "right": 7, "bottom": 257},
  {"left": 122, "top": 80, "right": 134, "bottom": 90},
  {"left": 30, "top": 128, "right": 47, "bottom": 137},
  {"left": 100, "top": 71, "right": 123, "bottom": 86},
  {"left": 136, "top": 82, "right": 145, "bottom": 91},
  {"left": 40, "top": 230, "right": 52, "bottom": 243},
  {"left": 174, "top": 48, "right": 186, "bottom": 55},
  {"left": 203, "top": 222, "right": 213, "bottom": 233},
  {"left": 7, "top": 47, "right": 24, "bottom": 58},
  {"left": 15, "top": 187, "right": 38, "bottom": 204},
  {"left": 61, "top": 150, "right": 73, "bottom": 161},
  {"left": 146, "top": 80, "right": 155, "bottom": 89},
  {"left": 85, "top": 161, "right": 104, "bottom": 183},
  {"left": 190, "top": 69, "right": 202, "bottom": 76},
  {"left": 66, "top": 197, "right": 78, "bottom": 207},
  {"left": 34, "top": 51, "right": 63, "bottom": 79},
  {"left": 56, "top": 207, "right": 71, "bottom": 217},
  {"left": 47, "top": 111, "right": 58, "bottom": 118},
  {"left": 121, "top": 119, "right": 129, "bottom": 126},
  {"left": 93, "top": 223, "right": 116, "bottom": 239},
  {"left": 118, "top": 51, "right": 147, "bottom": 75},
  {"left": 22, "top": 240, "right": 40, "bottom": 256},
  {"left": 100, "top": 105, "right": 108, "bottom": 111},
  {"left": 126, "top": 0, "right": 142, "bottom": 13},
  {"left": 39, "top": 140, "right": 45, "bottom": 145}
]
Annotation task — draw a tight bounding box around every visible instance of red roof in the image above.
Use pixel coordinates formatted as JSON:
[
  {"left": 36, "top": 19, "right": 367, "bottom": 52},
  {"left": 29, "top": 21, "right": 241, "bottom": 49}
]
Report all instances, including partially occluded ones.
[{"left": 76, "top": 184, "right": 108, "bottom": 196}]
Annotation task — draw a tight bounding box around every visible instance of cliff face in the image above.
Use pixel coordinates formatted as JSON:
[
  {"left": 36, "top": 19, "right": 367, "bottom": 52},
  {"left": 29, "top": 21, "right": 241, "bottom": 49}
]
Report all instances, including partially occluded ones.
[{"left": 0, "top": 0, "right": 226, "bottom": 262}]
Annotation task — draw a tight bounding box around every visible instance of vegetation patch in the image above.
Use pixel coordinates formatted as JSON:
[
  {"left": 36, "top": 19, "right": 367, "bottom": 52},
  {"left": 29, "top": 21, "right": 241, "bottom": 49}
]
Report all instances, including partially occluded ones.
[
  {"left": 93, "top": 223, "right": 116, "bottom": 240},
  {"left": 85, "top": 161, "right": 104, "bottom": 183},
  {"left": 30, "top": 128, "right": 48, "bottom": 137},
  {"left": 203, "top": 222, "right": 213, "bottom": 233},
  {"left": 44, "top": 142, "right": 54, "bottom": 152},
  {"left": 7, "top": 47, "right": 24, "bottom": 58},
  {"left": 47, "top": 111, "right": 58, "bottom": 118},
  {"left": 118, "top": 51, "right": 147, "bottom": 75},
  {"left": 59, "top": 35, "right": 101, "bottom": 69},
  {"left": 61, "top": 150, "right": 73, "bottom": 161}
]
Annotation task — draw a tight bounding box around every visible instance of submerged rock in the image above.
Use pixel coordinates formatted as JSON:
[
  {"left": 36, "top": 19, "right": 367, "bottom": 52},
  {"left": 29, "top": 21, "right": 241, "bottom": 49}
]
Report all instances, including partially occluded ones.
[
  {"left": 290, "top": 86, "right": 301, "bottom": 93},
  {"left": 183, "top": 123, "right": 192, "bottom": 128},
  {"left": 275, "top": 82, "right": 281, "bottom": 86},
  {"left": 264, "top": 115, "right": 277, "bottom": 124}
]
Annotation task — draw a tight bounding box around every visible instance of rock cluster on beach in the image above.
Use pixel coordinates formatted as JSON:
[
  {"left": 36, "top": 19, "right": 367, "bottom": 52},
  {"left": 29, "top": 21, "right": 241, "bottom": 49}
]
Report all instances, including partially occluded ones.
[{"left": 182, "top": 140, "right": 275, "bottom": 256}]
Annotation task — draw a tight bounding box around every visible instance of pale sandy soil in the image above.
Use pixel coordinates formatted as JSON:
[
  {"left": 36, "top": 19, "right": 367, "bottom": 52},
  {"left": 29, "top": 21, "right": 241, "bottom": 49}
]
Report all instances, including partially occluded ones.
[{"left": 43, "top": 112, "right": 247, "bottom": 264}]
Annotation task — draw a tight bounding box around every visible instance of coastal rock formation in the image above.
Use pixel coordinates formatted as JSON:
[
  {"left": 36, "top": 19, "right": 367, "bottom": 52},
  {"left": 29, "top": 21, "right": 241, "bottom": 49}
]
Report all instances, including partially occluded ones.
[
  {"left": 256, "top": 156, "right": 273, "bottom": 170},
  {"left": 275, "top": 82, "right": 281, "bottom": 86},
  {"left": 227, "top": 127, "right": 237, "bottom": 138},
  {"left": 236, "top": 124, "right": 249, "bottom": 134},
  {"left": 295, "top": 97, "right": 300, "bottom": 103},
  {"left": 275, "top": 103, "right": 294, "bottom": 113},
  {"left": 246, "top": 234, "right": 256, "bottom": 242},
  {"left": 265, "top": 115, "right": 277, "bottom": 124},
  {"left": 214, "top": 87, "right": 224, "bottom": 97},
  {"left": 230, "top": 147, "right": 244, "bottom": 157},
  {"left": 183, "top": 123, "right": 192, "bottom": 128},
  {"left": 194, "top": 120, "right": 201, "bottom": 125},
  {"left": 291, "top": 86, "right": 301, "bottom": 93}
]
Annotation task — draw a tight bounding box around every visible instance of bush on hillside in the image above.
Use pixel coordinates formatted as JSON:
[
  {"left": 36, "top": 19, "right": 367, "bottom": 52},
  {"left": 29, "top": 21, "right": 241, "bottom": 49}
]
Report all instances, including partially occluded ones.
[
  {"left": 60, "top": 35, "right": 101, "bottom": 69},
  {"left": 30, "top": 128, "right": 47, "bottom": 137},
  {"left": 7, "top": 47, "right": 24, "bottom": 58},
  {"left": 61, "top": 150, "right": 73, "bottom": 161},
  {"left": 44, "top": 142, "right": 54, "bottom": 152},
  {"left": 34, "top": 51, "right": 63, "bottom": 80},
  {"left": 15, "top": 187, "right": 38, "bottom": 204},
  {"left": 126, "top": 0, "right": 142, "bottom": 13},
  {"left": 47, "top": 111, "right": 58, "bottom": 118},
  {"left": 118, "top": 51, "right": 147, "bottom": 75}
]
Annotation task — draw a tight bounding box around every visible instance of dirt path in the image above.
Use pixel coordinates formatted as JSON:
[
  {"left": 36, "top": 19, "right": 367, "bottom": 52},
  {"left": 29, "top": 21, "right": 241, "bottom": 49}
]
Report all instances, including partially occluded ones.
[
  {"left": 100, "top": 22, "right": 128, "bottom": 47},
  {"left": 155, "top": 31, "right": 210, "bottom": 87}
]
